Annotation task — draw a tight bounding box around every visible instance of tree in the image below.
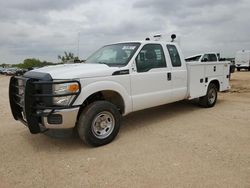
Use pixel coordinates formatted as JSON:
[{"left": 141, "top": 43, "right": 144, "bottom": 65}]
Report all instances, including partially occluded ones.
[
  {"left": 0, "top": 63, "right": 7, "bottom": 68},
  {"left": 15, "top": 58, "right": 54, "bottom": 69},
  {"left": 58, "top": 51, "right": 79, "bottom": 63}
]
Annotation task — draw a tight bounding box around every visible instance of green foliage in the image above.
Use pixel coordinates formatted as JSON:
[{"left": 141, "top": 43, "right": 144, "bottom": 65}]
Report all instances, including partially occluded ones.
[
  {"left": 0, "top": 63, "right": 7, "bottom": 68},
  {"left": 14, "top": 58, "right": 54, "bottom": 69},
  {"left": 58, "top": 52, "right": 79, "bottom": 63}
]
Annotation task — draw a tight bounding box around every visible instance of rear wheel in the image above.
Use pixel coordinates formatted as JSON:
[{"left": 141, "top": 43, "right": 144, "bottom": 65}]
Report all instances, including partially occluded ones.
[
  {"left": 77, "top": 101, "right": 121, "bottom": 147},
  {"left": 199, "top": 83, "right": 218, "bottom": 108}
]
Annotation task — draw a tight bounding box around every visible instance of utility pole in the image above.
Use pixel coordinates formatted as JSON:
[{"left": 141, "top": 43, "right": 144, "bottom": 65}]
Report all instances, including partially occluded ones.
[{"left": 77, "top": 32, "right": 80, "bottom": 58}]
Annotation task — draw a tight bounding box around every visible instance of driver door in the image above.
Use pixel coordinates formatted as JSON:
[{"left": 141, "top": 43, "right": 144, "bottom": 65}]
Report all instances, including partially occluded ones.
[{"left": 130, "top": 44, "right": 172, "bottom": 112}]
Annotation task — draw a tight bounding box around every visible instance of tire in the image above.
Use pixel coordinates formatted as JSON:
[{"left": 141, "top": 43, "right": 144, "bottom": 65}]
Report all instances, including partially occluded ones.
[
  {"left": 230, "top": 66, "right": 235, "bottom": 73},
  {"left": 199, "top": 83, "right": 218, "bottom": 108},
  {"left": 237, "top": 68, "right": 240, "bottom": 71},
  {"left": 77, "top": 101, "right": 121, "bottom": 147}
]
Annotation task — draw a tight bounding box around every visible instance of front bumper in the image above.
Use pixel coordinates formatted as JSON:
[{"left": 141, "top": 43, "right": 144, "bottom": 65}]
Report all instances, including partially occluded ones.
[
  {"left": 236, "top": 64, "right": 250, "bottom": 68},
  {"left": 9, "top": 76, "right": 81, "bottom": 133},
  {"left": 42, "top": 107, "right": 79, "bottom": 129}
]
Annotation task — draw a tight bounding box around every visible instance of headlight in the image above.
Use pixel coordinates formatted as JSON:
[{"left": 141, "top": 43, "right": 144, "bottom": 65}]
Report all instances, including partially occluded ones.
[{"left": 53, "top": 82, "right": 80, "bottom": 106}]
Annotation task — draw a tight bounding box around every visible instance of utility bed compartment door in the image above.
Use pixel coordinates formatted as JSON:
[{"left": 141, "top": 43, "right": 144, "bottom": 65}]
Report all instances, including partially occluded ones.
[
  {"left": 187, "top": 62, "right": 230, "bottom": 99},
  {"left": 205, "top": 64, "right": 224, "bottom": 77},
  {"left": 187, "top": 63, "right": 207, "bottom": 99}
]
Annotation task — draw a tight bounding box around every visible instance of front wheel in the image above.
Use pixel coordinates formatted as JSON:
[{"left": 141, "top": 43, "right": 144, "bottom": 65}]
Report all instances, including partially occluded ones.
[
  {"left": 77, "top": 101, "right": 121, "bottom": 147},
  {"left": 199, "top": 83, "right": 218, "bottom": 108}
]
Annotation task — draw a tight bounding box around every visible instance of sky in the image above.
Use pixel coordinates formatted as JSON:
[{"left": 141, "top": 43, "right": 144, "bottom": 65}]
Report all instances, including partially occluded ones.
[{"left": 0, "top": 0, "right": 250, "bottom": 64}]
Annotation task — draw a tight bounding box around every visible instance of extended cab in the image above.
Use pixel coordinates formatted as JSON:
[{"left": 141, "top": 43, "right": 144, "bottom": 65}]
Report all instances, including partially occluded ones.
[{"left": 9, "top": 39, "right": 230, "bottom": 146}]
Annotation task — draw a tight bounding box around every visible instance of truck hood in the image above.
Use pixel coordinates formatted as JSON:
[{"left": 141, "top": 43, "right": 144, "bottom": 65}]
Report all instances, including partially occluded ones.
[{"left": 28, "top": 63, "right": 121, "bottom": 79}]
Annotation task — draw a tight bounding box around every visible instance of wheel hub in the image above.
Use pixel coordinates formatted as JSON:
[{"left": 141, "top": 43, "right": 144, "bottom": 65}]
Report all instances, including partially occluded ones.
[
  {"left": 91, "top": 111, "right": 115, "bottom": 139},
  {"left": 100, "top": 121, "right": 107, "bottom": 129},
  {"left": 208, "top": 89, "right": 216, "bottom": 104}
]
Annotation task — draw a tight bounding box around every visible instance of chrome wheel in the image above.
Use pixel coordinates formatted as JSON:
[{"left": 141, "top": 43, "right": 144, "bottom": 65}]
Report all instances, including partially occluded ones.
[
  {"left": 208, "top": 88, "right": 216, "bottom": 104},
  {"left": 91, "top": 111, "right": 115, "bottom": 139}
]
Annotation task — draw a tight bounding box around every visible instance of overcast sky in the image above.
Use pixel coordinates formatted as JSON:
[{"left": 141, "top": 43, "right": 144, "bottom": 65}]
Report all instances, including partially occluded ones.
[{"left": 1, "top": 0, "right": 250, "bottom": 64}]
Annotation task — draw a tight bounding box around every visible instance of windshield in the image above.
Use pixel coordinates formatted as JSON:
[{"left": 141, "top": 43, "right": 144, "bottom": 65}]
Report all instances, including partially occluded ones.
[
  {"left": 85, "top": 43, "right": 140, "bottom": 66},
  {"left": 185, "top": 55, "right": 201, "bottom": 62}
]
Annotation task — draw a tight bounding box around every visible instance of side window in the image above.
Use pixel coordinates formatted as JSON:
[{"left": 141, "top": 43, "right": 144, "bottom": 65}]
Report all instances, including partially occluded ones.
[
  {"left": 202, "top": 54, "right": 209, "bottom": 62},
  {"left": 202, "top": 54, "right": 217, "bottom": 62},
  {"left": 208, "top": 54, "right": 217, "bottom": 61},
  {"left": 136, "top": 44, "right": 166, "bottom": 73},
  {"left": 167, "top": 45, "right": 182, "bottom": 67}
]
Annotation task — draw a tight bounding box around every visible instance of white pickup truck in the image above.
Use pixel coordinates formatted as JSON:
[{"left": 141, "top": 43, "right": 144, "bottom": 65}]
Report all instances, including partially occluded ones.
[
  {"left": 185, "top": 52, "right": 235, "bottom": 74},
  {"left": 185, "top": 53, "right": 220, "bottom": 63},
  {"left": 9, "top": 37, "right": 230, "bottom": 146}
]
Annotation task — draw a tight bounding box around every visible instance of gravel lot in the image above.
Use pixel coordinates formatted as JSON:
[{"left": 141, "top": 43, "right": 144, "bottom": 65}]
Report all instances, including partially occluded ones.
[{"left": 0, "top": 72, "right": 250, "bottom": 188}]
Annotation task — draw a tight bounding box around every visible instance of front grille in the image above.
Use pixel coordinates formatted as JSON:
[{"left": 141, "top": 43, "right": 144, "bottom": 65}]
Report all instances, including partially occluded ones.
[
  {"left": 9, "top": 75, "right": 81, "bottom": 134},
  {"left": 9, "top": 76, "right": 41, "bottom": 133},
  {"left": 9, "top": 77, "right": 27, "bottom": 119},
  {"left": 16, "top": 78, "right": 27, "bottom": 120}
]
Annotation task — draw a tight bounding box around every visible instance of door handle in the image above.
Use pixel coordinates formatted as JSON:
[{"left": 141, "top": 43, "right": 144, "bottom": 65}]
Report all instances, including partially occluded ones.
[{"left": 167, "top": 72, "right": 172, "bottom": 81}]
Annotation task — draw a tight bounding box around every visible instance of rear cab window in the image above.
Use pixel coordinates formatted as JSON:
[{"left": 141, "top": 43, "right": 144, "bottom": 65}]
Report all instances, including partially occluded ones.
[{"left": 167, "top": 44, "right": 182, "bottom": 67}]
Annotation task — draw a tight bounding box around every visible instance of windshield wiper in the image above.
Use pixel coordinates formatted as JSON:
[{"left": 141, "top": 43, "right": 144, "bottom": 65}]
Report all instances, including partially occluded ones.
[
  {"left": 97, "top": 62, "right": 111, "bottom": 66},
  {"left": 97, "top": 62, "right": 126, "bottom": 67}
]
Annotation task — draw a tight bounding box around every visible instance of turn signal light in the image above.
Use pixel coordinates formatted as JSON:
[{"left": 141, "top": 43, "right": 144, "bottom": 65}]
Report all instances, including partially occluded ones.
[{"left": 68, "top": 84, "right": 79, "bottom": 93}]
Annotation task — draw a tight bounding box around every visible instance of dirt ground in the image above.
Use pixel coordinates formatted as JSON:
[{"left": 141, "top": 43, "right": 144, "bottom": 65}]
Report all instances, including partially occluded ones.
[{"left": 0, "top": 72, "right": 250, "bottom": 188}]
